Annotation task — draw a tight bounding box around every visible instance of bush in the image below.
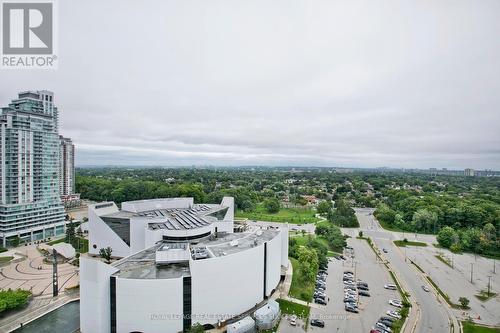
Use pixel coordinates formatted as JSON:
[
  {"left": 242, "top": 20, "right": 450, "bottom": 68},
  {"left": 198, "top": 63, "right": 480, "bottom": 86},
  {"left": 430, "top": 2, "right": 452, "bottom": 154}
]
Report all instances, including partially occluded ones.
[
  {"left": 0, "top": 289, "right": 32, "bottom": 313},
  {"left": 0, "top": 247, "right": 7, "bottom": 253}
]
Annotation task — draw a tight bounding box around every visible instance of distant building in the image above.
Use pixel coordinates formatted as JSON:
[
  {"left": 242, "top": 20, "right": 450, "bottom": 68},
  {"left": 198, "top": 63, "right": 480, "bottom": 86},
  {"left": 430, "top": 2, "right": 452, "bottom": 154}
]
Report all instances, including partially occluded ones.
[
  {"left": 59, "top": 136, "right": 75, "bottom": 196},
  {"left": 59, "top": 136, "right": 80, "bottom": 208},
  {"left": 0, "top": 91, "right": 66, "bottom": 246},
  {"left": 464, "top": 168, "right": 475, "bottom": 177}
]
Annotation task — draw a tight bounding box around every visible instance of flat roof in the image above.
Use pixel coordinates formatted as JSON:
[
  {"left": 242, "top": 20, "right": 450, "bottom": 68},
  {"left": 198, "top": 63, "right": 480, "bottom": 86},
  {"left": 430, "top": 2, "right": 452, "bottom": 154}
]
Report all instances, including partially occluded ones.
[
  {"left": 111, "top": 228, "right": 280, "bottom": 279},
  {"left": 112, "top": 243, "right": 191, "bottom": 279}
]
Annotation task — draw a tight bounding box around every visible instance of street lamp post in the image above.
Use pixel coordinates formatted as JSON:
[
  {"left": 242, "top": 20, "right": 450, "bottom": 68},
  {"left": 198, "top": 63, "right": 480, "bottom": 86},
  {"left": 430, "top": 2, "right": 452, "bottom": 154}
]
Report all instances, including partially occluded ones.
[
  {"left": 487, "top": 276, "right": 492, "bottom": 297},
  {"left": 470, "top": 263, "right": 474, "bottom": 284}
]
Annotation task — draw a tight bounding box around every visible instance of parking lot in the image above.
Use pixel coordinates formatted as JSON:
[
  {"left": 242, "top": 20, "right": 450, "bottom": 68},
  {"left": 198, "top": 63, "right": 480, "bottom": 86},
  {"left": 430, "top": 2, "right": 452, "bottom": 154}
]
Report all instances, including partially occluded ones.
[
  {"left": 405, "top": 245, "right": 500, "bottom": 326},
  {"left": 308, "top": 237, "right": 400, "bottom": 332}
]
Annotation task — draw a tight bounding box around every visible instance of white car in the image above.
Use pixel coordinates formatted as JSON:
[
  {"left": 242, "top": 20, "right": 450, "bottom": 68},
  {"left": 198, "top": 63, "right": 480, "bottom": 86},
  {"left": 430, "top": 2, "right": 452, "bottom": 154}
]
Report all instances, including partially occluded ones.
[
  {"left": 290, "top": 315, "right": 297, "bottom": 326},
  {"left": 386, "top": 310, "right": 401, "bottom": 319},
  {"left": 384, "top": 284, "right": 397, "bottom": 290},
  {"left": 422, "top": 285, "right": 430, "bottom": 292},
  {"left": 389, "top": 299, "right": 403, "bottom": 308}
]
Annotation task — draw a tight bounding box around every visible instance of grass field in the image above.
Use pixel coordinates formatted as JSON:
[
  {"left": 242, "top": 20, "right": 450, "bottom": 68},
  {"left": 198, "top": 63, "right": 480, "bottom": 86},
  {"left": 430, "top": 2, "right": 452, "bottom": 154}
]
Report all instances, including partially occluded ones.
[
  {"left": 393, "top": 240, "right": 428, "bottom": 247},
  {"left": 291, "top": 234, "right": 339, "bottom": 254},
  {"left": 276, "top": 298, "right": 310, "bottom": 318},
  {"left": 289, "top": 257, "right": 315, "bottom": 302},
  {"left": 462, "top": 321, "right": 500, "bottom": 333},
  {"left": 0, "top": 256, "right": 14, "bottom": 264},
  {"left": 236, "top": 204, "right": 321, "bottom": 224}
]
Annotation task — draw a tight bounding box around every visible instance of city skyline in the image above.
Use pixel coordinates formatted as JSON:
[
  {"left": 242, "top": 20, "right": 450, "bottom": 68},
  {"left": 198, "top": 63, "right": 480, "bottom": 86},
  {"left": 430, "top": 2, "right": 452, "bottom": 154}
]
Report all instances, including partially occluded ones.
[{"left": 1, "top": 0, "right": 499, "bottom": 170}]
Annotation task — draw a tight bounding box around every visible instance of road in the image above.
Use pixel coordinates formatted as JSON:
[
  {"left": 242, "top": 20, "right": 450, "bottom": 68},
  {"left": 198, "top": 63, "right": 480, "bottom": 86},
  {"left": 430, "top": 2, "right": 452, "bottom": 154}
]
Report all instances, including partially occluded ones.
[{"left": 355, "top": 208, "right": 451, "bottom": 333}]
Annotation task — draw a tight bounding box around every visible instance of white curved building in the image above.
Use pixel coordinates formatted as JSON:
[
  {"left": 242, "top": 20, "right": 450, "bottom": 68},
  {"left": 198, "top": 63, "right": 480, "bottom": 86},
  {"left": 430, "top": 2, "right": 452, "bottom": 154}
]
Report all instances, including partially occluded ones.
[{"left": 80, "top": 197, "right": 288, "bottom": 333}]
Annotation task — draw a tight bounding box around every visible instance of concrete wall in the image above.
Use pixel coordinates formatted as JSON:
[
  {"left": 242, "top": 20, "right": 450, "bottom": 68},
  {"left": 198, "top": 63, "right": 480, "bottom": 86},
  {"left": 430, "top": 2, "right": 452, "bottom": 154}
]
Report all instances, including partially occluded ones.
[
  {"left": 88, "top": 204, "right": 130, "bottom": 258},
  {"left": 280, "top": 225, "right": 289, "bottom": 267},
  {"left": 122, "top": 198, "right": 193, "bottom": 213},
  {"left": 116, "top": 277, "right": 184, "bottom": 333},
  {"left": 190, "top": 244, "right": 264, "bottom": 325},
  {"left": 80, "top": 257, "right": 118, "bottom": 333},
  {"left": 265, "top": 231, "right": 282, "bottom": 296}
]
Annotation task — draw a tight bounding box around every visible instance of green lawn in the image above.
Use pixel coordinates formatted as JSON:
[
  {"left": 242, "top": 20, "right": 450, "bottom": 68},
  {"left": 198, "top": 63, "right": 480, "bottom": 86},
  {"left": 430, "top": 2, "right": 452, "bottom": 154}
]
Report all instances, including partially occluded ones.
[
  {"left": 236, "top": 204, "right": 320, "bottom": 224},
  {"left": 289, "top": 257, "right": 315, "bottom": 302},
  {"left": 462, "top": 321, "right": 500, "bottom": 333},
  {"left": 393, "top": 240, "right": 428, "bottom": 247},
  {"left": 276, "top": 299, "right": 310, "bottom": 318},
  {"left": 291, "top": 234, "right": 338, "bottom": 253},
  {"left": 0, "top": 256, "right": 14, "bottom": 264},
  {"left": 475, "top": 290, "right": 497, "bottom": 302}
]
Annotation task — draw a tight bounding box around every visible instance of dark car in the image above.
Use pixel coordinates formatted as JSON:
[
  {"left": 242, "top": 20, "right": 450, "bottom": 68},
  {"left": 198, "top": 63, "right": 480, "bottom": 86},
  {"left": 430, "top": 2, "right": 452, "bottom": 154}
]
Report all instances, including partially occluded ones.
[
  {"left": 380, "top": 316, "right": 395, "bottom": 322},
  {"left": 383, "top": 248, "right": 388, "bottom": 253},
  {"left": 380, "top": 320, "right": 393, "bottom": 328},
  {"left": 345, "top": 304, "right": 359, "bottom": 313},
  {"left": 358, "top": 291, "right": 370, "bottom": 297},
  {"left": 334, "top": 255, "right": 341, "bottom": 260},
  {"left": 314, "top": 298, "right": 327, "bottom": 305},
  {"left": 339, "top": 255, "right": 346, "bottom": 260},
  {"left": 344, "top": 270, "right": 354, "bottom": 274},
  {"left": 357, "top": 285, "right": 369, "bottom": 291},
  {"left": 357, "top": 282, "right": 368, "bottom": 287},
  {"left": 310, "top": 319, "right": 325, "bottom": 328}
]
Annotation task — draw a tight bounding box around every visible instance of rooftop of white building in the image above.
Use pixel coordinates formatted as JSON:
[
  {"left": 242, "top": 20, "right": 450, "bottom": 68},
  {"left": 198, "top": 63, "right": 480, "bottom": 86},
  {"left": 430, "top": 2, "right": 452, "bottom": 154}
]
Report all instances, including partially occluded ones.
[{"left": 110, "top": 227, "right": 280, "bottom": 279}]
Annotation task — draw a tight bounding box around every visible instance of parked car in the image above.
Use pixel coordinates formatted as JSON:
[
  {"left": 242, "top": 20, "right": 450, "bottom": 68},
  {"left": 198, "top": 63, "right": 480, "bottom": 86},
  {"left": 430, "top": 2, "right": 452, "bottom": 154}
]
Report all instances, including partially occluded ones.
[
  {"left": 389, "top": 299, "right": 403, "bottom": 308},
  {"left": 334, "top": 255, "right": 341, "bottom": 260},
  {"left": 380, "top": 320, "right": 393, "bottom": 328},
  {"left": 344, "top": 270, "right": 354, "bottom": 274},
  {"left": 384, "top": 284, "right": 397, "bottom": 290},
  {"left": 357, "top": 285, "right": 369, "bottom": 291},
  {"left": 422, "top": 285, "right": 430, "bottom": 292},
  {"left": 290, "top": 315, "right": 297, "bottom": 326},
  {"left": 375, "top": 322, "right": 391, "bottom": 332},
  {"left": 380, "top": 316, "right": 395, "bottom": 323},
  {"left": 383, "top": 248, "right": 388, "bottom": 253},
  {"left": 310, "top": 319, "right": 325, "bottom": 328},
  {"left": 315, "top": 298, "right": 327, "bottom": 305},
  {"left": 357, "top": 281, "right": 368, "bottom": 287},
  {"left": 359, "top": 291, "right": 370, "bottom": 297},
  {"left": 345, "top": 304, "right": 359, "bottom": 313},
  {"left": 339, "top": 255, "right": 346, "bottom": 260},
  {"left": 386, "top": 310, "right": 401, "bottom": 319}
]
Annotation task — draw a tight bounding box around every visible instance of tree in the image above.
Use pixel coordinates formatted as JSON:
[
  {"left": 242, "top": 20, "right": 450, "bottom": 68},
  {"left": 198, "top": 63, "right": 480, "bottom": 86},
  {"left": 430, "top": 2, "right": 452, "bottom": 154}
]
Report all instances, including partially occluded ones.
[
  {"left": 317, "top": 200, "right": 333, "bottom": 215},
  {"left": 0, "top": 289, "right": 32, "bottom": 313},
  {"left": 263, "top": 198, "right": 280, "bottom": 214},
  {"left": 186, "top": 323, "right": 204, "bottom": 333},
  {"left": 412, "top": 209, "right": 438, "bottom": 233},
  {"left": 358, "top": 230, "right": 363, "bottom": 238},
  {"left": 437, "top": 227, "right": 458, "bottom": 248},
  {"left": 458, "top": 297, "right": 469, "bottom": 309},
  {"left": 65, "top": 222, "right": 76, "bottom": 246},
  {"left": 99, "top": 247, "right": 113, "bottom": 264},
  {"left": 297, "top": 247, "right": 318, "bottom": 282}
]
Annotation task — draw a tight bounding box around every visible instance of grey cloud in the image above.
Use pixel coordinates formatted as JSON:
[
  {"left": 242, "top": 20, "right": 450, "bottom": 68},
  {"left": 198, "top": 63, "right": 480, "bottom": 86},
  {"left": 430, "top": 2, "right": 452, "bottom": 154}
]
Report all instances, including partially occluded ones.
[{"left": 1, "top": 0, "right": 499, "bottom": 169}]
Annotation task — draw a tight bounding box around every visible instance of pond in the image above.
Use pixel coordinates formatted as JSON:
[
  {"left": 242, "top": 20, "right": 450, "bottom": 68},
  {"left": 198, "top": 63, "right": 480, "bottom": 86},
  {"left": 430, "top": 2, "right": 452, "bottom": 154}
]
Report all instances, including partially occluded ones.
[{"left": 13, "top": 300, "right": 79, "bottom": 333}]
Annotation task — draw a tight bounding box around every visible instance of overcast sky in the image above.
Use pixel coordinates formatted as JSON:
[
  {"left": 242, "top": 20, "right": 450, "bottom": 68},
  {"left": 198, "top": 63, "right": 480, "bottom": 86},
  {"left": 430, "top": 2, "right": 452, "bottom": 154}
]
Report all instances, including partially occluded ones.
[{"left": 1, "top": 0, "right": 499, "bottom": 169}]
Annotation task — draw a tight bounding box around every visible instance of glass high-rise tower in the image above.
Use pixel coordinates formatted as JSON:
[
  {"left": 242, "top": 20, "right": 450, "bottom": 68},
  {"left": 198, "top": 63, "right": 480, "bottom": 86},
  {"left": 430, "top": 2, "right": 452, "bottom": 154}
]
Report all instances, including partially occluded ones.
[{"left": 0, "top": 91, "right": 66, "bottom": 247}]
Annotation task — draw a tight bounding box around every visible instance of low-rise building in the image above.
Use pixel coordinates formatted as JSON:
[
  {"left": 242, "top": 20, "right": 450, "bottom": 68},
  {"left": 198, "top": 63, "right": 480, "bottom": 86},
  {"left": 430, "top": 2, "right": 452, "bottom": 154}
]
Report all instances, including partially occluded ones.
[{"left": 80, "top": 196, "right": 288, "bottom": 333}]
